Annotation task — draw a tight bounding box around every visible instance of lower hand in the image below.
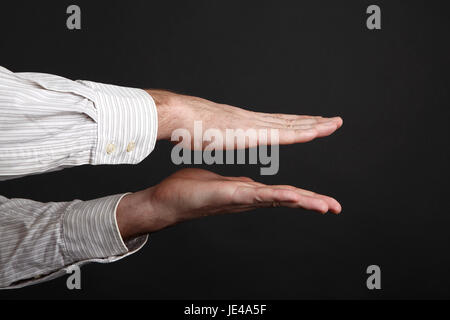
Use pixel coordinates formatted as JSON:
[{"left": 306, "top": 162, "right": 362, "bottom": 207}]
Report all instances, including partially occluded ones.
[{"left": 116, "top": 168, "right": 341, "bottom": 240}]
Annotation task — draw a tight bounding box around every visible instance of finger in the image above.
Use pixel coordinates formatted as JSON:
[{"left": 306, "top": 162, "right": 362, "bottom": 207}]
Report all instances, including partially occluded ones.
[
  {"left": 233, "top": 186, "right": 298, "bottom": 205},
  {"left": 232, "top": 186, "right": 330, "bottom": 213},
  {"left": 265, "top": 116, "right": 341, "bottom": 128},
  {"left": 256, "top": 119, "right": 337, "bottom": 130},
  {"left": 232, "top": 186, "right": 299, "bottom": 204},
  {"left": 225, "top": 176, "right": 255, "bottom": 182},
  {"left": 235, "top": 182, "right": 341, "bottom": 214},
  {"left": 254, "top": 113, "right": 319, "bottom": 120},
  {"left": 276, "top": 122, "right": 340, "bottom": 144},
  {"left": 310, "top": 121, "right": 340, "bottom": 138},
  {"left": 223, "top": 200, "right": 316, "bottom": 214},
  {"left": 268, "top": 185, "right": 341, "bottom": 214},
  {"left": 277, "top": 128, "right": 318, "bottom": 144},
  {"left": 256, "top": 113, "right": 342, "bottom": 128}
]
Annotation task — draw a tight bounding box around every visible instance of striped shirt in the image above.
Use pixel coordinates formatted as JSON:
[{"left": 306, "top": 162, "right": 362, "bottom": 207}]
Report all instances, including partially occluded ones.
[{"left": 0, "top": 66, "right": 158, "bottom": 289}]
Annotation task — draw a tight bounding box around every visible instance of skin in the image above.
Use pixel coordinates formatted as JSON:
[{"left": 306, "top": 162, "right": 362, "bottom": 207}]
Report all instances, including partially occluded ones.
[{"left": 116, "top": 90, "right": 343, "bottom": 241}]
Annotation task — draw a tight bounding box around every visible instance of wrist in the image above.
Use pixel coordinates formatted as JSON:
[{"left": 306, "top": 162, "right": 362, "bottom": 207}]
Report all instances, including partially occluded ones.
[
  {"left": 116, "top": 190, "right": 152, "bottom": 241},
  {"left": 116, "top": 187, "right": 176, "bottom": 241},
  {"left": 145, "top": 89, "right": 180, "bottom": 140}
]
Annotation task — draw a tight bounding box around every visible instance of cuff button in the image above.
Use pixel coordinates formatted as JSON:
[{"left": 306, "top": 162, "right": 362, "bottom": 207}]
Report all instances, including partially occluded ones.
[
  {"left": 106, "top": 143, "right": 116, "bottom": 154},
  {"left": 126, "top": 141, "right": 136, "bottom": 152}
]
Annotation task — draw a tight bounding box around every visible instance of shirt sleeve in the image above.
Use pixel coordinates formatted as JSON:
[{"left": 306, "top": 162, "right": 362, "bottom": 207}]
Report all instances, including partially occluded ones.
[
  {"left": 0, "top": 193, "right": 148, "bottom": 289},
  {"left": 0, "top": 66, "right": 158, "bottom": 180},
  {"left": 0, "top": 66, "right": 156, "bottom": 289}
]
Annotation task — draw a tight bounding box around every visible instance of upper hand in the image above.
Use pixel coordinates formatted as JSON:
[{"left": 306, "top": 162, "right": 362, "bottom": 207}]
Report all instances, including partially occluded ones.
[{"left": 148, "top": 90, "right": 343, "bottom": 149}]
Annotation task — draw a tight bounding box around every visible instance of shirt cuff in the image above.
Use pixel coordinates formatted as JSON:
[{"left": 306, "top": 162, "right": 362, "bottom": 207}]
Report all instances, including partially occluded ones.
[
  {"left": 62, "top": 193, "right": 147, "bottom": 261},
  {"left": 3, "top": 194, "right": 147, "bottom": 290},
  {"left": 78, "top": 80, "right": 158, "bottom": 165}
]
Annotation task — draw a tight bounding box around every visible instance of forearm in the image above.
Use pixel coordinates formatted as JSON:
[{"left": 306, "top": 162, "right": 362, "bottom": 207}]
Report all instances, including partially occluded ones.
[{"left": 145, "top": 89, "right": 184, "bottom": 140}]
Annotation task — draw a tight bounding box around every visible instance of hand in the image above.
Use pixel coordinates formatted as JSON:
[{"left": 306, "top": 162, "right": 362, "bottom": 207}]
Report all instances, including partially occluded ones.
[
  {"left": 116, "top": 168, "right": 341, "bottom": 240},
  {"left": 147, "top": 90, "right": 343, "bottom": 148}
]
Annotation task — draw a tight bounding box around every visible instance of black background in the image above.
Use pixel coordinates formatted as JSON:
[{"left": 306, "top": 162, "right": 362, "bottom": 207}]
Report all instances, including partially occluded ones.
[{"left": 0, "top": 0, "right": 449, "bottom": 299}]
